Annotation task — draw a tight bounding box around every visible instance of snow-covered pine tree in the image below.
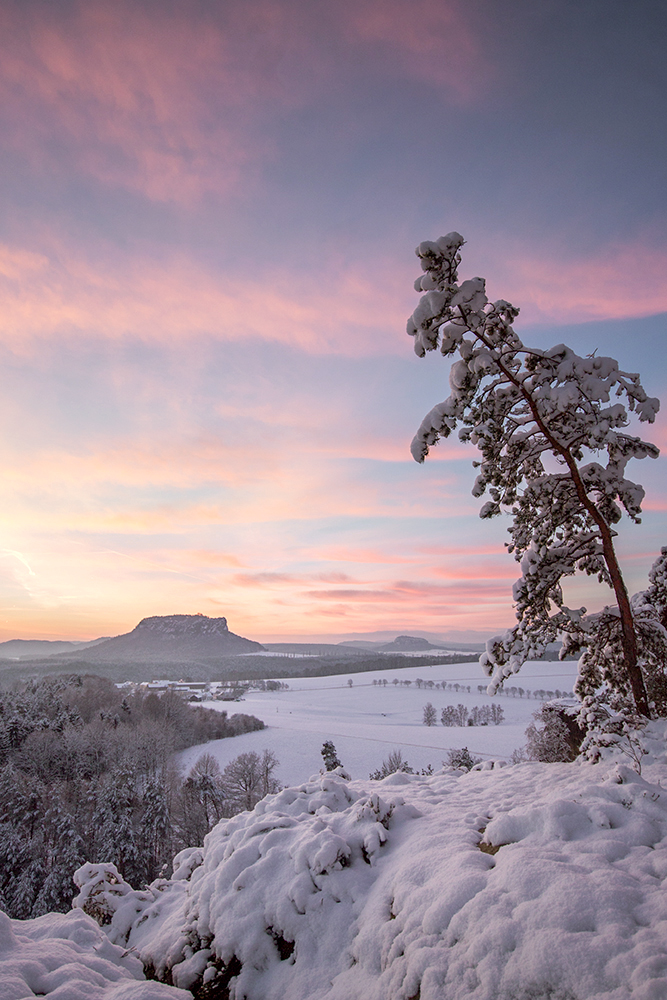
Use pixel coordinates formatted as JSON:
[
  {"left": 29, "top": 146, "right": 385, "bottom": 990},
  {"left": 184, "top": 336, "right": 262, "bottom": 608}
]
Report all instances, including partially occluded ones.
[
  {"left": 141, "top": 774, "right": 174, "bottom": 879},
  {"left": 408, "top": 232, "right": 660, "bottom": 717},
  {"left": 563, "top": 548, "right": 667, "bottom": 714},
  {"left": 321, "top": 740, "right": 343, "bottom": 772}
]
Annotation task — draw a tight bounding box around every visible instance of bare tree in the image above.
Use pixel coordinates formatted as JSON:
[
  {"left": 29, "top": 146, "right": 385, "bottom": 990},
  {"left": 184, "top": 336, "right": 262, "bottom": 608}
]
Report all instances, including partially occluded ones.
[
  {"left": 222, "top": 750, "right": 280, "bottom": 812},
  {"left": 423, "top": 702, "right": 437, "bottom": 726}
]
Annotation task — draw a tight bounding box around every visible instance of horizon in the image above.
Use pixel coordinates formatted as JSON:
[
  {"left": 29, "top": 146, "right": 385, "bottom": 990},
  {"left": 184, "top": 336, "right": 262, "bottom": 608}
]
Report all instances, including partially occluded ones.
[
  {"left": 0, "top": 1, "right": 665, "bottom": 645},
  {"left": 0, "top": 617, "right": 495, "bottom": 647}
]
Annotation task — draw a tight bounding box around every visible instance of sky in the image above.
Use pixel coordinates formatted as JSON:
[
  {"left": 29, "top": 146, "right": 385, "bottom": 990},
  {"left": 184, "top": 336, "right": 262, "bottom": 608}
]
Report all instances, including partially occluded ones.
[{"left": 0, "top": 0, "right": 666, "bottom": 643}]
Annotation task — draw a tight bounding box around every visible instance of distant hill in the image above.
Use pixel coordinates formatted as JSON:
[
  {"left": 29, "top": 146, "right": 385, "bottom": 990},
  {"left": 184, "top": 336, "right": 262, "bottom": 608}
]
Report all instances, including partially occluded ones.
[
  {"left": 51, "top": 614, "right": 265, "bottom": 663},
  {"left": 0, "top": 637, "right": 108, "bottom": 660},
  {"left": 340, "top": 636, "right": 486, "bottom": 652},
  {"left": 377, "top": 635, "right": 448, "bottom": 652}
]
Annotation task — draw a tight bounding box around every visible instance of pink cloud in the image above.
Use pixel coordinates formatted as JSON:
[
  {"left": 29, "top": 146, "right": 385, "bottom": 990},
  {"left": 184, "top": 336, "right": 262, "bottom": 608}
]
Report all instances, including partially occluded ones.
[
  {"left": 233, "top": 571, "right": 361, "bottom": 589},
  {"left": 418, "top": 543, "right": 506, "bottom": 557},
  {"left": 486, "top": 239, "right": 667, "bottom": 326},
  {"left": 233, "top": 572, "right": 302, "bottom": 588},
  {"left": 0, "top": 436, "right": 277, "bottom": 490},
  {"left": 303, "top": 588, "right": 400, "bottom": 603},
  {"left": 0, "top": 2, "right": 288, "bottom": 203},
  {"left": 0, "top": 238, "right": 410, "bottom": 356},
  {"left": 303, "top": 577, "right": 512, "bottom": 604},
  {"left": 317, "top": 546, "right": 419, "bottom": 565},
  {"left": 0, "top": 0, "right": 495, "bottom": 213},
  {"left": 11, "top": 228, "right": 665, "bottom": 361},
  {"left": 431, "top": 563, "right": 517, "bottom": 581}
]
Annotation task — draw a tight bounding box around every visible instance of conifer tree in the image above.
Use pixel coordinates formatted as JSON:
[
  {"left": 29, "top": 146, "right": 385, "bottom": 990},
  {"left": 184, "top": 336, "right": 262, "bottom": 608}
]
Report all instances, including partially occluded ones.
[
  {"left": 407, "top": 233, "right": 660, "bottom": 716},
  {"left": 321, "top": 740, "right": 343, "bottom": 772}
]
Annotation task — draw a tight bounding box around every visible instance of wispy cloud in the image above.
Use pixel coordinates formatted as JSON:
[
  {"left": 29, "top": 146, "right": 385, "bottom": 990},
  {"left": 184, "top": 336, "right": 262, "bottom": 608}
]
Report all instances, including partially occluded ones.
[
  {"left": 484, "top": 239, "right": 667, "bottom": 326},
  {"left": 0, "top": 2, "right": 281, "bottom": 202},
  {"left": 0, "top": 238, "right": 409, "bottom": 355}
]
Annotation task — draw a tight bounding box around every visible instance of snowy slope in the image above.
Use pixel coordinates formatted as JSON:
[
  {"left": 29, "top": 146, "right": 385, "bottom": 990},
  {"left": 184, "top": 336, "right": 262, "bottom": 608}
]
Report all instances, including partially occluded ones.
[{"left": 69, "top": 722, "right": 667, "bottom": 1000}]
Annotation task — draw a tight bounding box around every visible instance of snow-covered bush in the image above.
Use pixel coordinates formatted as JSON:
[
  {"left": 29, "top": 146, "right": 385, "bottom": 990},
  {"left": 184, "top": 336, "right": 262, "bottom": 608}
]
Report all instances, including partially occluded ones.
[
  {"left": 577, "top": 695, "right": 651, "bottom": 773},
  {"left": 321, "top": 740, "right": 343, "bottom": 771},
  {"left": 445, "top": 747, "right": 480, "bottom": 771},
  {"left": 407, "top": 232, "right": 661, "bottom": 716},
  {"left": 564, "top": 549, "right": 667, "bottom": 717},
  {"left": 524, "top": 704, "right": 585, "bottom": 763},
  {"left": 369, "top": 749, "right": 413, "bottom": 779}
]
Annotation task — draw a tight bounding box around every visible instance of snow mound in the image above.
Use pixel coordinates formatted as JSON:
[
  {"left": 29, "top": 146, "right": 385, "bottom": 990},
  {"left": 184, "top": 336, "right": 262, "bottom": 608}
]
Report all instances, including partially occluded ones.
[
  {"left": 0, "top": 907, "right": 189, "bottom": 999},
  {"left": 73, "top": 724, "right": 667, "bottom": 1000}
]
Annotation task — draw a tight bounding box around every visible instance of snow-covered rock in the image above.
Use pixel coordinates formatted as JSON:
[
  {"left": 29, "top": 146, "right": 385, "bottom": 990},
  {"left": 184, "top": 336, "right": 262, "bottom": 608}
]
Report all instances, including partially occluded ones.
[{"left": 71, "top": 722, "right": 667, "bottom": 1000}]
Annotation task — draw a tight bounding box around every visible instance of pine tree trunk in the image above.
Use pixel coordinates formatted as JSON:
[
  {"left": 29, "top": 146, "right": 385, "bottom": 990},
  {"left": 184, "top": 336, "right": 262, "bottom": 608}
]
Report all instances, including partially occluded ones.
[
  {"left": 596, "top": 520, "right": 651, "bottom": 718},
  {"left": 533, "top": 419, "right": 651, "bottom": 717}
]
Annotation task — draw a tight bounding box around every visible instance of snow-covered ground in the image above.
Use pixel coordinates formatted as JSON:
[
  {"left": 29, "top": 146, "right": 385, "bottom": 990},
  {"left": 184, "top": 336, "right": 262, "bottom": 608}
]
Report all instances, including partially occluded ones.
[
  {"left": 3, "top": 669, "right": 667, "bottom": 999},
  {"left": 180, "top": 658, "right": 579, "bottom": 784},
  {"left": 63, "top": 723, "right": 667, "bottom": 1000},
  {"left": 0, "top": 908, "right": 188, "bottom": 999}
]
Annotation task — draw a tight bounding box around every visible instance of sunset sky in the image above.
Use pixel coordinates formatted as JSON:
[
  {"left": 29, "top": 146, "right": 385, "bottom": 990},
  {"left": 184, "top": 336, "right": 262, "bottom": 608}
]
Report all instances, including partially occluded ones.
[{"left": 0, "top": 0, "right": 665, "bottom": 643}]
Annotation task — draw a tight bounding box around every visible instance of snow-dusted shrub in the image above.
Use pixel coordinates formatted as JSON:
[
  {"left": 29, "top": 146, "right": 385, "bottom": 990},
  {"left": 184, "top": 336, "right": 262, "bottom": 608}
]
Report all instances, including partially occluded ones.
[
  {"left": 524, "top": 704, "right": 585, "bottom": 763},
  {"left": 407, "top": 232, "right": 660, "bottom": 716},
  {"left": 72, "top": 862, "right": 137, "bottom": 926},
  {"left": 369, "top": 749, "right": 413, "bottom": 779},
  {"left": 445, "top": 747, "right": 480, "bottom": 771},
  {"left": 577, "top": 696, "right": 651, "bottom": 773},
  {"left": 564, "top": 549, "right": 667, "bottom": 717},
  {"left": 321, "top": 740, "right": 343, "bottom": 771}
]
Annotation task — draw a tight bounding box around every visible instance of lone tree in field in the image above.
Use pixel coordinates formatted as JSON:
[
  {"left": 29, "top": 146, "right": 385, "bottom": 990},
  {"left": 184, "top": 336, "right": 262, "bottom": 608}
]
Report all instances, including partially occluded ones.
[
  {"left": 423, "top": 702, "right": 437, "bottom": 726},
  {"left": 321, "top": 740, "right": 343, "bottom": 772},
  {"left": 407, "top": 232, "right": 661, "bottom": 717}
]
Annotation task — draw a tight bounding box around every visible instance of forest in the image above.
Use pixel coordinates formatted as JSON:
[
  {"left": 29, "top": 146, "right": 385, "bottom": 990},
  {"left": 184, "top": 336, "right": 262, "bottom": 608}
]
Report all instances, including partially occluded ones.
[{"left": 0, "top": 673, "right": 269, "bottom": 919}]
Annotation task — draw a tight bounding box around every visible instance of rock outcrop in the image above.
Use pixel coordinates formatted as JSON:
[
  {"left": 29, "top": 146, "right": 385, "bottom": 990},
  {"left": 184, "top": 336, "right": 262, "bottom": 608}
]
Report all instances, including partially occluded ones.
[{"left": 59, "top": 614, "right": 264, "bottom": 662}]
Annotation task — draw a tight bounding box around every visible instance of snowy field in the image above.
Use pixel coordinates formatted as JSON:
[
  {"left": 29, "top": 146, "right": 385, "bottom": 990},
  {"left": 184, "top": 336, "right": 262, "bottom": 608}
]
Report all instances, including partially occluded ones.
[{"left": 180, "top": 658, "right": 579, "bottom": 784}]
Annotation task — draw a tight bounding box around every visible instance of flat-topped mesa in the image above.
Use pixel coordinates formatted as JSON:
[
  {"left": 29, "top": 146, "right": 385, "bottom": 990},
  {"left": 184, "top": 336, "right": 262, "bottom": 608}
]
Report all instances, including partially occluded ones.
[
  {"left": 134, "top": 614, "right": 230, "bottom": 636},
  {"left": 59, "top": 613, "right": 264, "bottom": 662}
]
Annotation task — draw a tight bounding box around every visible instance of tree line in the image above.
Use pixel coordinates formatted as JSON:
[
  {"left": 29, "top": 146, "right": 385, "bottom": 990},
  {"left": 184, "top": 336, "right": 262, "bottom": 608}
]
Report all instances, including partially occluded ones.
[{"left": 424, "top": 702, "right": 504, "bottom": 727}]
